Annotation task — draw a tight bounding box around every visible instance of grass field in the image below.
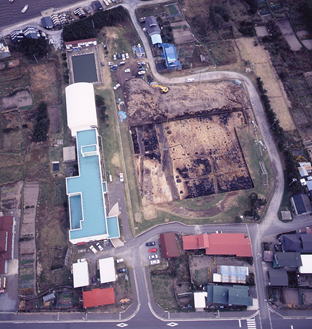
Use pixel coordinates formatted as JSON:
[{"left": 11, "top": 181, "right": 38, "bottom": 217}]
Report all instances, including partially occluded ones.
[
  {"left": 95, "top": 88, "right": 122, "bottom": 177},
  {"left": 150, "top": 273, "right": 179, "bottom": 311}
]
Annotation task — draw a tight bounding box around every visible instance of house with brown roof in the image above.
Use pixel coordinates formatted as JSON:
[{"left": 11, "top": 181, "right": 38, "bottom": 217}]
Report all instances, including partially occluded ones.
[
  {"left": 159, "top": 232, "right": 181, "bottom": 258},
  {"left": 182, "top": 233, "right": 252, "bottom": 257},
  {"left": 83, "top": 287, "right": 115, "bottom": 308},
  {"left": 0, "top": 216, "right": 14, "bottom": 274}
]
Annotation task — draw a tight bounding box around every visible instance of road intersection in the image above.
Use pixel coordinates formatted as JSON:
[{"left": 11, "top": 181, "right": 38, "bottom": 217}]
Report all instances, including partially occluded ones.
[{"left": 0, "top": 1, "right": 312, "bottom": 328}]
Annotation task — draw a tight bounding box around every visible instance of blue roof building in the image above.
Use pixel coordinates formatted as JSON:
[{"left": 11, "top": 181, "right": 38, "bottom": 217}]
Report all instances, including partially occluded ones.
[
  {"left": 65, "top": 83, "right": 120, "bottom": 244},
  {"left": 161, "top": 43, "right": 181, "bottom": 69},
  {"left": 66, "top": 128, "right": 120, "bottom": 244}
]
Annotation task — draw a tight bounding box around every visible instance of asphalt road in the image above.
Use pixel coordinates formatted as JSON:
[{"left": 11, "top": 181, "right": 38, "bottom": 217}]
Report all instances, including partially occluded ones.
[{"left": 0, "top": 0, "right": 82, "bottom": 28}]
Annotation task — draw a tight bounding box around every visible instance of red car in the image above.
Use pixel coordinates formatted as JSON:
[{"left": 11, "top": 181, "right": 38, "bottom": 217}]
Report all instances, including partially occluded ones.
[{"left": 148, "top": 248, "right": 157, "bottom": 253}]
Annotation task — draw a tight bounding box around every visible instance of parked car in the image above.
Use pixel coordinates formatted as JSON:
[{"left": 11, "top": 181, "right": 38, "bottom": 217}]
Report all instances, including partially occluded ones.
[
  {"left": 148, "top": 254, "right": 158, "bottom": 260},
  {"left": 117, "top": 268, "right": 128, "bottom": 273},
  {"left": 148, "top": 248, "right": 157, "bottom": 253},
  {"left": 145, "top": 241, "right": 156, "bottom": 247},
  {"left": 113, "top": 83, "right": 121, "bottom": 90},
  {"left": 124, "top": 68, "right": 131, "bottom": 73},
  {"left": 125, "top": 52, "right": 129, "bottom": 59},
  {"left": 119, "top": 173, "right": 124, "bottom": 182},
  {"left": 89, "top": 245, "right": 98, "bottom": 254},
  {"left": 96, "top": 242, "right": 104, "bottom": 251},
  {"left": 116, "top": 258, "right": 124, "bottom": 263},
  {"left": 119, "top": 61, "right": 125, "bottom": 66},
  {"left": 150, "top": 259, "right": 160, "bottom": 265}
]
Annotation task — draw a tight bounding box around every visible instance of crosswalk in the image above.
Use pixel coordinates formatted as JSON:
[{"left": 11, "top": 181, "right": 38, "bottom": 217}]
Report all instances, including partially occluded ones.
[{"left": 246, "top": 318, "right": 257, "bottom": 329}]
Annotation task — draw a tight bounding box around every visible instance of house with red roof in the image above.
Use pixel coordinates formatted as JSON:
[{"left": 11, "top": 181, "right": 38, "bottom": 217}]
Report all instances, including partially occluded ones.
[
  {"left": 159, "top": 232, "right": 181, "bottom": 258},
  {"left": 182, "top": 233, "right": 252, "bottom": 258},
  {"left": 83, "top": 287, "right": 115, "bottom": 308},
  {"left": 0, "top": 216, "right": 14, "bottom": 274}
]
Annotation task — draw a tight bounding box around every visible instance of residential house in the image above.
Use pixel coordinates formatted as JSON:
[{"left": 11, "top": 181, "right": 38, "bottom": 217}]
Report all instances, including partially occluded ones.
[
  {"left": 144, "top": 16, "right": 162, "bottom": 45},
  {"left": 159, "top": 232, "right": 181, "bottom": 258},
  {"left": 182, "top": 233, "right": 252, "bottom": 257}
]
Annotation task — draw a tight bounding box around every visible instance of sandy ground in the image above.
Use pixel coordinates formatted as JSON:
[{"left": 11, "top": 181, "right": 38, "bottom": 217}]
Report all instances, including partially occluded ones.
[
  {"left": 126, "top": 78, "right": 249, "bottom": 125},
  {"left": 236, "top": 37, "right": 295, "bottom": 131}
]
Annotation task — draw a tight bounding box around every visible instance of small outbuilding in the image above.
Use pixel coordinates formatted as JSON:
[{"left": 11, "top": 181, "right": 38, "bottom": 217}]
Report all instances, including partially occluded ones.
[
  {"left": 63, "top": 146, "right": 76, "bottom": 162},
  {"left": 193, "top": 291, "right": 207, "bottom": 311}
]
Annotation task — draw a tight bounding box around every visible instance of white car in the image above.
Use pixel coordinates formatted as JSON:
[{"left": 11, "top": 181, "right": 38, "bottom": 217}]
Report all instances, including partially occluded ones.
[
  {"left": 150, "top": 259, "right": 160, "bottom": 265},
  {"left": 137, "top": 70, "right": 146, "bottom": 75},
  {"left": 113, "top": 54, "right": 117, "bottom": 61},
  {"left": 89, "top": 245, "right": 98, "bottom": 254},
  {"left": 186, "top": 78, "right": 195, "bottom": 82},
  {"left": 77, "top": 258, "right": 87, "bottom": 263},
  {"left": 119, "top": 173, "right": 124, "bottom": 182},
  {"left": 125, "top": 53, "right": 129, "bottom": 59},
  {"left": 96, "top": 242, "right": 104, "bottom": 251},
  {"left": 116, "top": 258, "right": 124, "bottom": 263},
  {"left": 124, "top": 68, "right": 131, "bottom": 73},
  {"left": 113, "top": 83, "right": 121, "bottom": 90},
  {"left": 148, "top": 254, "right": 158, "bottom": 260},
  {"left": 121, "top": 53, "right": 126, "bottom": 61}
]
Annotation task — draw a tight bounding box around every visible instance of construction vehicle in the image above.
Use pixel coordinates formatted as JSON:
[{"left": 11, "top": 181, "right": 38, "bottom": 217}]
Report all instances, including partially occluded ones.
[{"left": 150, "top": 82, "right": 169, "bottom": 94}]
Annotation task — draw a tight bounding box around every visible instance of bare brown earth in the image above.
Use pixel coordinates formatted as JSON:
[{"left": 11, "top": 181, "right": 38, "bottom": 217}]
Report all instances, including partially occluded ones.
[{"left": 126, "top": 79, "right": 253, "bottom": 207}]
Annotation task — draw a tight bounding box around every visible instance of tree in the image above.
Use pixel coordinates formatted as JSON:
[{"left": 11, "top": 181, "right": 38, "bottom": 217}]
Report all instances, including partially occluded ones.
[
  {"left": 11, "top": 37, "right": 49, "bottom": 60},
  {"left": 32, "top": 102, "right": 49, "bottom": 142}
]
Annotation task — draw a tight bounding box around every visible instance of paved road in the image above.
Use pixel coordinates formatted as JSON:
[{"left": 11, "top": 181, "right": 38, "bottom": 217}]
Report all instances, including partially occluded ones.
[{"left": 0, "top": 0, "right": 92, "bottom": 29}]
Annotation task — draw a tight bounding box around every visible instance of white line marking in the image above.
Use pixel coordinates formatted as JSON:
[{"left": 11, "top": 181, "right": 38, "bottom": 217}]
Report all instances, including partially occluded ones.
[
  {"left": 167, "top": 322, "right": 178, "bottom": 327},
  {"left": 238, "top": 319, "right": 242, "bottom": 328},
  {"left": 116, "top": 323, "right": 128, "bottom": 327}
]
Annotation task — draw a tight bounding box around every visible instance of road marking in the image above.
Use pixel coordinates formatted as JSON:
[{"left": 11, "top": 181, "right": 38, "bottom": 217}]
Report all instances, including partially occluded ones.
[
  {"left": 116, "top": 323, "right": 128, "bottom": 327},
  {"left": 247, "top": 318, "right": 257, "bottom": 329},
  {"left": 167, "top": 322, "right": 178, "bottom": 327},
  {"left": 238, "top": 319, "right": 242, "bottom": 328},
  {"left": 290, "top": 325, "right": 294, "bottom": 329}
]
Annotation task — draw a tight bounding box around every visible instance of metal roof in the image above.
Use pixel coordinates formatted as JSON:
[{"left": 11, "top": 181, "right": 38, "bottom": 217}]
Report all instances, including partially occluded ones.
[
  {"left": 98, "top": 257, "right": 116, "bottom": 284},
  {"left": 65, "top": 83, "right": 98, "bottom": 137},
  {"left": 72, "top": 261, "right": 89, "bottom": 288}
]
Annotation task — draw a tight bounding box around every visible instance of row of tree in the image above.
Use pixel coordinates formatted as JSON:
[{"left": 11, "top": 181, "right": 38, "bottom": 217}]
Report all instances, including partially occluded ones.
[
  {"left": 256, "top": 77, "right": 303, "bottom": 194},
  {"left": 62, "top": 6, "right": 128, "bottom": 41},
  {"left": 32, "top": 102, "right": 50, "bottom": 142}
]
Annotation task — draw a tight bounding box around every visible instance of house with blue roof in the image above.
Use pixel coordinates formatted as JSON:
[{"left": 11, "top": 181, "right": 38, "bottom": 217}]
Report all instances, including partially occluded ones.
[
  {"left": 161, "top": 43, "right": 181, "bottom": 69},
  {"left": 65, "top": 83, "right": 120, "bottom": 244}
]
